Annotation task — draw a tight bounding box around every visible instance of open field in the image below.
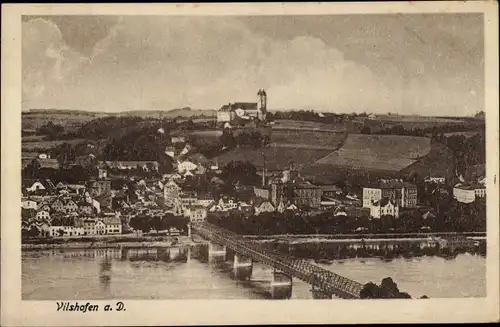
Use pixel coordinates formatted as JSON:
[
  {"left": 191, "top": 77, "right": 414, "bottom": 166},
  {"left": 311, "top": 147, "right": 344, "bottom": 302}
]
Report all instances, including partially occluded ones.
[
  {"left": 21, "top": 138, "right": 88, "bottom": 151},
  {"left": 360, "top": 115, "right": 484, "bottom": 133},
  {"left": 214, "top": 146, "right": 333, "bottom": 171},
  {"left": 372, "top": 114, "right": 466, "bottom": 123},
  {"left": 314, "top": 134, "right": 431, "bottom": 172},
  {"left": 22, "top": 112, "right": 96, "bottom": 132},
  {"left": 273, "top": 119, "right": 361, "bottom": 133},
  {"left": 270, "top": 130, "right": 346, "bottom": 148},
  {"left": 188, "top": 128, "right": 346, "bottom": 149}
]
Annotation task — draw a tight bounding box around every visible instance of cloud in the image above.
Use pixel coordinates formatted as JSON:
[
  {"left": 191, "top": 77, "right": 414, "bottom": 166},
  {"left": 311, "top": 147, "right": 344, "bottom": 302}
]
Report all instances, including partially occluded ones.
[{"left": 22, "top": 16, "right": 483, "bottom": 115}]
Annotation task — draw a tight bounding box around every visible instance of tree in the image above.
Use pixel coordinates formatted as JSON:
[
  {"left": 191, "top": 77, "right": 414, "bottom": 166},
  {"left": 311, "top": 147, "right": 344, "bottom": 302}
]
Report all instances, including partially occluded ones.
[
  {"left": 129, "top": 216, "right": 150, "bottom": 236},
  {"left": 161, "top": 213, "right": 176, "bottom": 231},
  {"left": 151, "top": 216, "right": 162, "bottom": 234},
  {"left": 28, "top": 226, "right": 40, "bottom": 238},
  {"left": 360, "top": 126, "right": 371, "bottom": 135},
  {"left": 221, "top": 161, "right": 259, "bottom": 186},
  {"left": 22, "top": 208, "right": 36, "bottom": 221},
  {"left": 220, "top": 129, "right": 236, "bottom": 149}
]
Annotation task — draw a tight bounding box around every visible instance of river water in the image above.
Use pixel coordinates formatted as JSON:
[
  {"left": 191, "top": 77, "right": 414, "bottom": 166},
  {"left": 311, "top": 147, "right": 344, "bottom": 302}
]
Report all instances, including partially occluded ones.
[{"left": 22, "top": 245, "right": 486, "bottom": 300}]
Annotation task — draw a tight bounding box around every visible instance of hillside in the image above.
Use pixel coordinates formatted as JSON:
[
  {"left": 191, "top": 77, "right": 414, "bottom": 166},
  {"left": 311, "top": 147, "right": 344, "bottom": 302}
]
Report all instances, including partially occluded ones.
[{"left": 22, "top": 107, "right": 216, "bottom": 131}]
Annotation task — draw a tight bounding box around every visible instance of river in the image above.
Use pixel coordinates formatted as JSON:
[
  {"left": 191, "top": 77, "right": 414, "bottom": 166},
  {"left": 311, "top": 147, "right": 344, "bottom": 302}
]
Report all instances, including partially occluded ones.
[{"left": 22, "top": 245, "right": 486, "bottom": 300}]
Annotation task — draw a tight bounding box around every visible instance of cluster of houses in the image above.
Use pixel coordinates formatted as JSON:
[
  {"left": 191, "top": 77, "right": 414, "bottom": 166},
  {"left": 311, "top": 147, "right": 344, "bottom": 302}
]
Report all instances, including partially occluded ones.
[
  {"left": 21, "top": 193, "right": 122, "bottom": 238},
  {"left": 21, "top": 127, "right": 487, "bottom": 239}
]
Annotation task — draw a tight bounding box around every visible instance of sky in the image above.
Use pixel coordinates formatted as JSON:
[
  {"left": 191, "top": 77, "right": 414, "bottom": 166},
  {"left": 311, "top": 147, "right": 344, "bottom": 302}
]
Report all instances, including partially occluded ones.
[{"left": 21, "top": 14, "right": 484, "bottom": 115}]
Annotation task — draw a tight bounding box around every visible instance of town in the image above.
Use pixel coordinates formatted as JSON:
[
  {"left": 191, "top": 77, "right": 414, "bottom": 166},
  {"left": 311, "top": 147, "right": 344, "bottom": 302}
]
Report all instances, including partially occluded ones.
[{"left": 21, "top": 89, "right": 487, "bottom": 242}]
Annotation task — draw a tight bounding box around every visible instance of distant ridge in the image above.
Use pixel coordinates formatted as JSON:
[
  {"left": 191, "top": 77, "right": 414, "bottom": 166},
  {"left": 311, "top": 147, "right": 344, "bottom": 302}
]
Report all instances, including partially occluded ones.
[{"left": 22, "top": 107, "right": 216, "bottom": 118}]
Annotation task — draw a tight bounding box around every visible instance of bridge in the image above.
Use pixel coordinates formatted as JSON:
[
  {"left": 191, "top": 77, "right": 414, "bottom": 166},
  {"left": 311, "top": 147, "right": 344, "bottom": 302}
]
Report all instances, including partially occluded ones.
[{"left": 191, "top": 222, "right": 364, "bottom": 299}]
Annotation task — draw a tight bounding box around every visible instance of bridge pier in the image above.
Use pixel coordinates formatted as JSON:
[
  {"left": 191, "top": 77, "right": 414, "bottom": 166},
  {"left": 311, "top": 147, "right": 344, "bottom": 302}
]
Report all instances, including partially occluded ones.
[
  {"left": 233, "top": 254, "right": 253, "bottom": 280},
  {"left": 270, "top": 271, "right": 292, "bottom": 299},
  {"left": 208, "top": 241, "right": 226, "bottom": 263}
]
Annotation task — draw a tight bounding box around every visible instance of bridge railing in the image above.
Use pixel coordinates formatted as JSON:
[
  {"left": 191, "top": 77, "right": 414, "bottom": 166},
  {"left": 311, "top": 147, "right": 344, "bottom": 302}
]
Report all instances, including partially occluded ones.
[{"left": 192, "top": 222, "right": 363, "bottom": 298}]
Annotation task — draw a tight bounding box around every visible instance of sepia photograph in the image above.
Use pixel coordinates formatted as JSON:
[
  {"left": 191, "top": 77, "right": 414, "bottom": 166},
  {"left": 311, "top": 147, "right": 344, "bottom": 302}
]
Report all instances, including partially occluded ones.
[{"left": 2, "top": 2, "right": 499, "bottom": 326}]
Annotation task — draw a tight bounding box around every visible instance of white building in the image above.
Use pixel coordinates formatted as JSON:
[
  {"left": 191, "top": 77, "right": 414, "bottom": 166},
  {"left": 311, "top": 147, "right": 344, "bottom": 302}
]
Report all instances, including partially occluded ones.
[
  {"left": 370, "top": 198, "right": 399, "bottom": 219},
  {"left": 363, "top": 180, "right": 417, "bottom": 208},
  {"left": 217, "top": 89, "right": 268, "bottom": 123},
  {"left": 453, "top": 184, "right": 486, "bottom": 203},
  {"left": 255, "top": 201, "right": 275, "bottom": 215},
  {"left": 177, "top": 160, "right": 197, "bottom": 173},
  {"left": 26, "top": 181, "right": 46, "bottom": 193},
  {"left": 35, "top": 210, "right": 50, "bottom": 221},
  {"left": 424, "top": 176, "right": 446, "bottom": 184},
  {"left": 22, "top": 199, "right": 38, "bottom": 210},
  {"left": 49, "top": 225, "right": 85, "bottom": 237},
  {"left": 184, "top": 206, "right": 208, "bottom": 223}
]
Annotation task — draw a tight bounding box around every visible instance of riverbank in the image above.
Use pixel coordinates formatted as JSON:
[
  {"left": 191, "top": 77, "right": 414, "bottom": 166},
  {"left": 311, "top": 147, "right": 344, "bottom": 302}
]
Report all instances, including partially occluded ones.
[
  {"left": 21, "top": 236, "right": 203, "bottom": 251},
  {"left": 21, "top": 232, "right": 486, "bottom": 251},
  {"left": 242, "top": 231, "right": 486, "bottom": 240}
]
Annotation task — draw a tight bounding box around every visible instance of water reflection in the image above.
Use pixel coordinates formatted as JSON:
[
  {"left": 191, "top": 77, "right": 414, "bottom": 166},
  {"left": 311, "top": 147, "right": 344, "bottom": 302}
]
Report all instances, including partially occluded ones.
[{"left": 22, "top": 243, "right": 487, "bottom": 300}]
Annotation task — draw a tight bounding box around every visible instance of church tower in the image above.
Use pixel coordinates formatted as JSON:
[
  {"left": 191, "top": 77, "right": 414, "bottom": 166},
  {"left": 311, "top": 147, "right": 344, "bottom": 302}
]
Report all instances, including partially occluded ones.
[{"left": 257, "top": 89, "right": 267, "bottom": 121}]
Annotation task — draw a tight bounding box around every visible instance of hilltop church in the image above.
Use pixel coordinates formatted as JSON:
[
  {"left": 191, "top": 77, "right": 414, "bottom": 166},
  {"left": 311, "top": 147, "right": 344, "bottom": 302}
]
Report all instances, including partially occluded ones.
[{"left": 217, "top": 89, "right": 267, "bottom": 123}]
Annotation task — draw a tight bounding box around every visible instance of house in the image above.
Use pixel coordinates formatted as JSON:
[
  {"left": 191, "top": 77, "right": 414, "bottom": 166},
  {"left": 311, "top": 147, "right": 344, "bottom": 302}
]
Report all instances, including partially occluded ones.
[
  {"left": 184, "top": 205, "right": 208, "bottom": 223},
  {"left": 177, "top": 160, "right": 197, "bottom": 173},
  {"left": 89, "top": 179, "right": 111, "bottom": 197},
  {"left": 453, "top": 183, "right": 485, "bottom": 203},
  {"left": 367, "top": 113, "right": 377, "bottom": 120},
  {"left": 219, "top": 198, "right": 238, "bottom": 211},
  {"left": 95, "top": 220, "right": 106, "bottom": 235},
  {"left": 165, "top": 146, "right": 176, "bottom": 158},
  {"left": 271, "top": 181, "right": 322, "bottom": 209},
  {"left": 164, "top": 180, "right": 181, "bottom": 204},
  {"left": 82, "top": 218, "right": 97, "bottom": 235},
  {"left": 56, "top": 182, "right": 67, "bottom": 189},
  {"left": 286, "top": 204, "right": 298, "bottom": 211},
  {"left": 104, "top": 216, "right": 122, "bottom": 235},
  {"left": 363, "top": 180, "right": 417, "bottom": 208},
  {"left": 238, "top": 201, "right": 253, "bottom": 213},
  {"left": 196, "top": 194, "right": 214, "bottom": 207},
  {"left": 171, "top": 136, "right": 186, "bottom": 144},
  {"left": 333, "top": 207, "right": 348, "bottom": 217},
  {"left": 319, "top": 185, "right": 343, "bottom": 197},
  {"left": 66, "top": 184, "right": 86, "bottom": 195},
  {"left": 166, "top": 173, "right": 183, "bottom": 181},
  {"left": 37, "top": 202, "right": 51, "bottom": 213},
  {"left": 36, "top": 210, "right": 50, "bottom": 221},
  {"left": 21, "top": 199, "right": 38, "bottom": 210},
  {"left": 370, "top": 198, "right": 399, "bottom": 219},
  {"left": 104, "top": 161, "right": 159, "bottom": 171},
  {"left": 255, "top": 201, "right": 275, "bottom": 215},
  {"left": 49, "top": 225, "right": 85, "bottom": 237},
  {"left": 254, "top": 186, "right": 271, "bottom": 200},
  {"left": 276, "top": 201, "right": 286, "bottom": 213},
  {"left": 51, "top": 198, "right": 66, "bottom": 213},
  {"left": 179, "top": 194, "right": 198, "bottom": 209},
  {"left": 24, "top": 179, "right": 55, "bottom": 193},
  {"left": 97, "top": 168, "right": 108, "bottom": 179},
  {"left": 474, "top": 184, "right": 486, "bottom": 199},
  {"left": 28, "top": 221, "right": 51, "bottom": 237},
  {"left": 64, "top": 199, "right": 79, "bottom": 213},
  {"left": 183, "top": 170, "right": 194, "bottom": 178},
  {"left": 79, "top": 203, "right": 95, "bottom": 216},
  {"left": 424, "top": 176, "right": 446, "bottom": 184},
  {"left": 38, "top": 159, "right": 60, "bottom": 170}
]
